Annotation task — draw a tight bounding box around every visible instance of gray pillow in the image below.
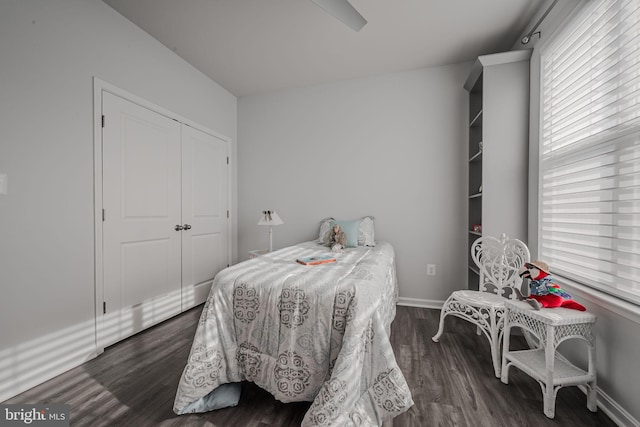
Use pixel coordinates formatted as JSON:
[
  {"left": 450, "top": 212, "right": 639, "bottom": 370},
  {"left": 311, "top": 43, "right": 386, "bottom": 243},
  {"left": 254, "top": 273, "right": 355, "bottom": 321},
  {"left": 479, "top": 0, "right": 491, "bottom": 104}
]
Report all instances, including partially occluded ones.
[{"left": 317, "top": 217, "right": 335, "bottom": 244}]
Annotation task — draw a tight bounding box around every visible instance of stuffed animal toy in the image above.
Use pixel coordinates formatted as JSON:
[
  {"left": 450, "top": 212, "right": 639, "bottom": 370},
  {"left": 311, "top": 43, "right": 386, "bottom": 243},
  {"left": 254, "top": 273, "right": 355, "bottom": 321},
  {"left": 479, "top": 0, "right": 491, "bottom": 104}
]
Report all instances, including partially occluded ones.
[
  {"left": 329, "top": 224, "right": 346, "bottom": 253},
  {"left": 517, "top": 260, "right": 586, "bottom": 311}
]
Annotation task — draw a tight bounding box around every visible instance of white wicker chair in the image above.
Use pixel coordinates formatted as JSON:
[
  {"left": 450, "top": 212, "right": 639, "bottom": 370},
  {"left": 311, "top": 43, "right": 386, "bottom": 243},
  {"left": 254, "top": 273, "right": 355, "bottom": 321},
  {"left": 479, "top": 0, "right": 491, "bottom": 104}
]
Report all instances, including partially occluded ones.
[{"left": 432, "top": 233, "right": 530, "bottom": 378}]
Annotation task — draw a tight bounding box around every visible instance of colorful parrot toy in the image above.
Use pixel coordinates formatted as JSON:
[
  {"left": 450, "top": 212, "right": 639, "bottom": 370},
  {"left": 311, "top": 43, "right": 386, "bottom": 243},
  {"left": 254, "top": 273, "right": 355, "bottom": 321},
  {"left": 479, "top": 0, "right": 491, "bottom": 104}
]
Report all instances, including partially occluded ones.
[{"left": 517, "top": 260, "right": 586, "bottom": 311}]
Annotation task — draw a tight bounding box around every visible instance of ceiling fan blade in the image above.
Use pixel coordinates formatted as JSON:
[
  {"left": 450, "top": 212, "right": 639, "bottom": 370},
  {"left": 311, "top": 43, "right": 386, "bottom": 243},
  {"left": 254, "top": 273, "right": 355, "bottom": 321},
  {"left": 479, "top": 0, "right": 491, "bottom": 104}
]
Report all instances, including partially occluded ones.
[{"left": 311, "top": 0, "right": 367, "bottom": 32}]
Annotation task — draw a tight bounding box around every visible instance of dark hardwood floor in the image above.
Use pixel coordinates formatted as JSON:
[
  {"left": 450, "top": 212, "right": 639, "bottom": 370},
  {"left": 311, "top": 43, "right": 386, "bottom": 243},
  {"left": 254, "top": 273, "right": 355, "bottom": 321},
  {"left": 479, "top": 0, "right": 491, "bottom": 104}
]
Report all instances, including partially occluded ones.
[{"left": 5, "top": 305, "right": 618, "bottom": 426}]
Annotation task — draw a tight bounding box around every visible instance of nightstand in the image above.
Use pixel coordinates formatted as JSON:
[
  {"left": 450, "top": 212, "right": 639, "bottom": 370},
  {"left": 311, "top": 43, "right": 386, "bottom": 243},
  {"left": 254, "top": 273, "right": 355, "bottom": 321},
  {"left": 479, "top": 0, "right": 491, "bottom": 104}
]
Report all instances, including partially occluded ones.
[
  {"left": 501, "top": 300, "right": 597, "bottom": 418},
  {"left": 249, "top": 249, "right": 269, "bottom": 259}
]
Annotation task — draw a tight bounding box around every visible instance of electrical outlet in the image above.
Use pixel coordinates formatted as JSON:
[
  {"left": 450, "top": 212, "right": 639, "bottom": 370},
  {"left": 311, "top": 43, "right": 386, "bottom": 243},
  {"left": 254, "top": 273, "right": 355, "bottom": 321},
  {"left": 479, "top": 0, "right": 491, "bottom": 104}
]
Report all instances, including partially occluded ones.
[{"left": 427, "top": 264, "right": 436, "bottom": 276}]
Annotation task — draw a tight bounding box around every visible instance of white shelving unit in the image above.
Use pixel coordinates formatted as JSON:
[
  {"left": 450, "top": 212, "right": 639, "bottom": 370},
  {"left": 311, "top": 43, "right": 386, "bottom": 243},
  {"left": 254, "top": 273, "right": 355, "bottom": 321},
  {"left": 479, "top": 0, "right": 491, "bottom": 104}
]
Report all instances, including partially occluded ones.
[{"left": 464, "top": 50, "right": 531, "bottom": 291}]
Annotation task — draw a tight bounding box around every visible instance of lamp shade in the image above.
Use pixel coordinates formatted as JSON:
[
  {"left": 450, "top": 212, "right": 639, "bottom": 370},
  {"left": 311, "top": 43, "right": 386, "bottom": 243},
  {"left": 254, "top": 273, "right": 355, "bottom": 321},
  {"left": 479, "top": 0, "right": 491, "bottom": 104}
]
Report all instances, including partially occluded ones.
[{"left": 257, "top": 210, "right": 283, "bottom": 226}]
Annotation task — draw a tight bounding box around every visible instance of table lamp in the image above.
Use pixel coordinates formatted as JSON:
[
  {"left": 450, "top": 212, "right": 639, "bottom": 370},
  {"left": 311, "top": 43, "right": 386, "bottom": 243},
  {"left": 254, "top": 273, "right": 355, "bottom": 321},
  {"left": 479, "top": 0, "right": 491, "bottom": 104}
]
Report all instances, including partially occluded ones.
[{"left": 257, "top": 210, "right": 283, "bottom": 252}]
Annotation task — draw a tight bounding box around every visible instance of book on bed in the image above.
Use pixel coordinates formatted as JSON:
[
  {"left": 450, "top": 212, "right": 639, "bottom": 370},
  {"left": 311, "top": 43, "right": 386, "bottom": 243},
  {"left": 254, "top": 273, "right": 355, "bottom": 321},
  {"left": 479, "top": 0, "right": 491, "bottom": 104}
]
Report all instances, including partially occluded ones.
[{"left": 296, "top": 254, "right": 336, "bottom": 265}]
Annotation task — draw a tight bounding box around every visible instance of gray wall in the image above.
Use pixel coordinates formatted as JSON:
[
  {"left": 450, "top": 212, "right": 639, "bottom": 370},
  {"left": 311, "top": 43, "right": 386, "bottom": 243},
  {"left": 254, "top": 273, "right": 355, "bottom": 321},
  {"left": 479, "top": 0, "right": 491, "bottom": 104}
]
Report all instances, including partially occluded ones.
[
  {"left": 238, "top": 64, "right": 470, "bottom": 305},
  {"left": 0, "top": 0, "right": 237, "bottom": 401}
]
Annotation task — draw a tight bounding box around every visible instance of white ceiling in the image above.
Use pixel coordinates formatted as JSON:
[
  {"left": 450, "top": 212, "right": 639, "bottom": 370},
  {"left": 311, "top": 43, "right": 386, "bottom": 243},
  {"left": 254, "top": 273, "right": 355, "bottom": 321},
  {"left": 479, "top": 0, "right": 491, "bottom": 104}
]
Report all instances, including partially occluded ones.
[{"left": 103, "top": 0, "right": 545, "bottom": 97}]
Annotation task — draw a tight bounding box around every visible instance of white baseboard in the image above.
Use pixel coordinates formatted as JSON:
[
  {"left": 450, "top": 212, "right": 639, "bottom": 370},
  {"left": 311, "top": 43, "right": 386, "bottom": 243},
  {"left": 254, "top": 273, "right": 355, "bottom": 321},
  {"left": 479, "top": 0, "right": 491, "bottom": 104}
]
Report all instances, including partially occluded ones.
[
  {"left": 0, "top": 348, "right": 97, "bottom": 403},
  {"left": 397, "top": 297, "right": 443, "bottom": 309},
  {"left": 578, "top": 384, "right": 638, "bottom": 427},
  {"left": 0, "top": 316, "right": 98, "bottom": 403}
]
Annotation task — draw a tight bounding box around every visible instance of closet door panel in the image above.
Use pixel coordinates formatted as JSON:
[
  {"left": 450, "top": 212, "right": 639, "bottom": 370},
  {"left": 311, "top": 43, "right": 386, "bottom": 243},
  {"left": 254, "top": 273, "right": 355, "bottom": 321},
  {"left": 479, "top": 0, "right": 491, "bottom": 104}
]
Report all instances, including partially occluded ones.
[
  {"left": 181, "top": 125, "right": 229, "bottom": 309},
  {"left": 102, "top": 92, "right": 182, "bottom": 346}
]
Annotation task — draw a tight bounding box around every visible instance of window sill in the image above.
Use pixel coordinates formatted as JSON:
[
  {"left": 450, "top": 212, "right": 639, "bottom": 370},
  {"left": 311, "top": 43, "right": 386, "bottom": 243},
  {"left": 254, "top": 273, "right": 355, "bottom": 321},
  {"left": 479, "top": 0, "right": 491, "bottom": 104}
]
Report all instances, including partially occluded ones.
[{"left": 554, "top": 277, "right": 640, "bottom": 325}]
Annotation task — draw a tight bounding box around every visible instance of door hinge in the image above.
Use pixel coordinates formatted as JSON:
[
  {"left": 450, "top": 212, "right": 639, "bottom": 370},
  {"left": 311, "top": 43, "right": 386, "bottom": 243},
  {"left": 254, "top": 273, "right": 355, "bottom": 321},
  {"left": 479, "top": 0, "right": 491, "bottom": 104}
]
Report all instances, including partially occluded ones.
[
  {"left": 227, "top": 210, "right": 229, "bottom": 218},
  {"left": 227, "top": 156, "right": 229, "bottom": 165},
  {"left": 103, "top": 301, "right": 106, "bottom": 314},
  {"left": 102, "top": 209, "right": 105, "bottom": 221},
  {"left": 101, "top": 115, "right": 105, "bottom": 128}
]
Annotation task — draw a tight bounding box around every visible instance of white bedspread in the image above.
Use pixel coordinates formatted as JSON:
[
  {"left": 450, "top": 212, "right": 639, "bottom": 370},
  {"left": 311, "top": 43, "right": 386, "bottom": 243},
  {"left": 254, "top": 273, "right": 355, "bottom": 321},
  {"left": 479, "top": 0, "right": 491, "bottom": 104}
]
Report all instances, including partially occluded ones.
[{"left": 173, "top": 241, "right": 413, "bottom": 426}]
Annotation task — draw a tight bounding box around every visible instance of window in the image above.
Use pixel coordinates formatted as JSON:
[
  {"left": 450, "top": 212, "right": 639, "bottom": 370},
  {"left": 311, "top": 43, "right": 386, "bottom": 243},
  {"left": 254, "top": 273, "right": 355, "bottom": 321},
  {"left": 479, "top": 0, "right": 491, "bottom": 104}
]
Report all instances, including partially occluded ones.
[{"left": 539, "top": 0, "right": 640, "bottom": 305}]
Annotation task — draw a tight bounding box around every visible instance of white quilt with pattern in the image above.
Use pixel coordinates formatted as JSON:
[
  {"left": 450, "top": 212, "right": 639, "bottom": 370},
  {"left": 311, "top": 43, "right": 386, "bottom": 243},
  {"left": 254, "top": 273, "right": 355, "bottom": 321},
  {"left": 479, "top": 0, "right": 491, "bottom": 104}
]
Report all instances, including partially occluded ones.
[{"left": 173, "top": 241, "right": 413, "bottom": 426}]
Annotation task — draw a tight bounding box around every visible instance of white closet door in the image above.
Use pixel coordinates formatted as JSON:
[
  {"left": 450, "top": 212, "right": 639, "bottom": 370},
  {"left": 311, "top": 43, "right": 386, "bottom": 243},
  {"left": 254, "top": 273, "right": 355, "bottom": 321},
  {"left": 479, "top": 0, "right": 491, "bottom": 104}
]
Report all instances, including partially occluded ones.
[
  {"left": 181, "top": 124, "right": 229, "bottom": 309},
  {"left": 102, "top": 92, "right": 182, "bottom": 346}
]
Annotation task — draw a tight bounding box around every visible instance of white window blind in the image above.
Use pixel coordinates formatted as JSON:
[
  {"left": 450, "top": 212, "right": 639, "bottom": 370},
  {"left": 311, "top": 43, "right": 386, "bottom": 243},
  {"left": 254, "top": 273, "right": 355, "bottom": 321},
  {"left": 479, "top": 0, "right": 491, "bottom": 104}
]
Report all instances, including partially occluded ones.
[{"left": 540, "top": 0, "right": 640, "bottom": 305}]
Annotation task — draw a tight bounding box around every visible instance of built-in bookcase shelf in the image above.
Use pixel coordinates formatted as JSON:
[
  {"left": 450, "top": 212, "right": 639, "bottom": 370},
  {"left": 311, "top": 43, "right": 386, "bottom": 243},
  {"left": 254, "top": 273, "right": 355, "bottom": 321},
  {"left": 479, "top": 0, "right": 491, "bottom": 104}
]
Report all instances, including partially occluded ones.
[
  {"left": 464, "top": 50, "right": 531, "bottom": 291},
  {"left": 469, "top": 110, "right": 483, "bottom": 128}
]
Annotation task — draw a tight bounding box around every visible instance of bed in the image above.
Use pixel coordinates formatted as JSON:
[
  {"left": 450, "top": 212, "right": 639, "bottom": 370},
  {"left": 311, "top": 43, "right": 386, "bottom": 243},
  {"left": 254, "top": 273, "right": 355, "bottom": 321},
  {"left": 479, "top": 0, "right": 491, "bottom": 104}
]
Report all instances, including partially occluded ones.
[{"left": 173, "top": 234, "right": 413, "bottom": 426}]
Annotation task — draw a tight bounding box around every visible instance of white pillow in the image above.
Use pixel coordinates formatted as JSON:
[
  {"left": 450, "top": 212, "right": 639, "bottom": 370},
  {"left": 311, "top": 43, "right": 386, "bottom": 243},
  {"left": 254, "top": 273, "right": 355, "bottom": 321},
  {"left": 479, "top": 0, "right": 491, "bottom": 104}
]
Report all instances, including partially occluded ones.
[
  {"left": 318, "top": 217, "right": 334, "bottom": 244},
  {"left": 358, "top": 216, "right": 376, "bottom": 246}
]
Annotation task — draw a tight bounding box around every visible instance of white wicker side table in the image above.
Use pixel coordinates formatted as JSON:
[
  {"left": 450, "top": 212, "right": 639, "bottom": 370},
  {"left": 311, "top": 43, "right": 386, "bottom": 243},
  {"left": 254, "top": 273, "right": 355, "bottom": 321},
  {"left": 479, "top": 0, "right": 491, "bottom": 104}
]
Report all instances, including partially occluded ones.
[{"left": 501, "top": 300, "right": 597, "bottom": 419}]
